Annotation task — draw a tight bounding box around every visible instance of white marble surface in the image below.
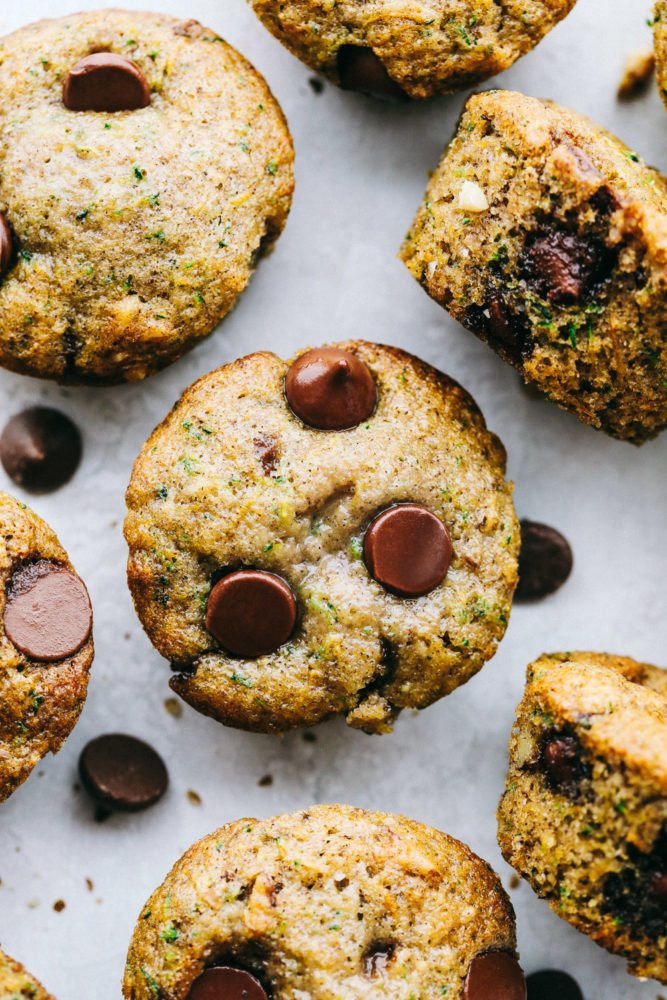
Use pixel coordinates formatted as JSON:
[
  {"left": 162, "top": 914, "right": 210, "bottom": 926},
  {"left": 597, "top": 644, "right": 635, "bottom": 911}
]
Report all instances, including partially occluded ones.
[{"left": 0, "top": 1, "right": 665, "bottom": 997}]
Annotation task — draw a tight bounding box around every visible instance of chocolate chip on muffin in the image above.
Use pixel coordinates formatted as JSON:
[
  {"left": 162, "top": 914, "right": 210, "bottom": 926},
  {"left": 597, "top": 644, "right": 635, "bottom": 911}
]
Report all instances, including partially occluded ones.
[
  {"left": 123, "top": 804, "right": 524, "bottom": 999},
  {"left": 498, "top": 651, "right": 667, "bottom": 985},
  {"left": 124, "top": 341, "right": 518, "bottom": 735}
]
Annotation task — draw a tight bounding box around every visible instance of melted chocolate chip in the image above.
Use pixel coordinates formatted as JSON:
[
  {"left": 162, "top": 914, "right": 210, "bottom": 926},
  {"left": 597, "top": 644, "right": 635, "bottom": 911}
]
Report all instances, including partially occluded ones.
[
  {"left": 466, "top": 294, "right": 531, "bottom": 364},
  {"left": 0, "top": 214, "right": 13, "bottom": 276},
  {"left": 63, "top": 53, "right": 151, "bottom": 112},
  {"left": 363, "top": 504, "right": 452, "bottom": 597},
  {"left": 285, "top": 348, "right": 377, "bottom": 431},
  {"left": 189, "top": 967, "right": 268, "bottom": 1000},
  {"left": 540, "top": 734, "right": 587, "bottom": 797},
  {"left": 79, "top": 734, "right": 168, "bottom": 813},
  {"left": 4, "top": 560, "right": 92, "bottom": 661},
  {"left": 520, "top": 230, "right": 614, "bottom": 304},
  {"left": 336, "top": 45, "right": 407, "bottom": 101},
  {"left": 364, "top": 944, "right": 395, "bottom": 976},
  {"left": 463, "top": 952, "right": 526, "bottom": 1000},
  {"left": 254, "top": 434, "right": 279, "bottom": 476},
  {"left": 516, "top": 520, "right": 573, "bottom": 602},
  {"left": 206, "top": 570, "right": 296, "bottom": 658},
  {"left": 1, "top": 407, "right": 82, "bottom": 493},
  {"left": 526, "top": 970, "right": 583, "bottom": 1000},
  {"left": 602, "top": 825, "right": 667, "bottom": 934}
]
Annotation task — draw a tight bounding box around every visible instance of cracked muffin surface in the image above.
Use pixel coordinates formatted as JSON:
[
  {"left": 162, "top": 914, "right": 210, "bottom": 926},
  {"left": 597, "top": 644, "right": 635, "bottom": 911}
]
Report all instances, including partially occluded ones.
[
  {"left": 123, "top": 803, "right": 521, "bottom": 1000},
  {"left": 248, "top": 0, "right": 578, "bottom": 99},
  {"left": 0, "top": 946, "right": 55, "bottom": 999},
  {"left": 0, "top": 491, "right": 94, "bottom": 803},
  {"left": 0, "top": 9, "right": 293, "bottom": 384},
  {"left": 124, "top": 340, "right": 518, "bottom": 735},
  {"left": 498, "top": 652, "right": 667, "bottom": 985},
  {"left": 401, "top": 90, "right": 667, "bottom": 443}
]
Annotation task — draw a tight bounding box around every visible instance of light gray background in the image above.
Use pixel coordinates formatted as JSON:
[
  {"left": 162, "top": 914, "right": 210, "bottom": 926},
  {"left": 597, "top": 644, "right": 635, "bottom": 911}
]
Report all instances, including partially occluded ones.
[{"left": 0, "top": 1, "right": 665, "bottom": 997}]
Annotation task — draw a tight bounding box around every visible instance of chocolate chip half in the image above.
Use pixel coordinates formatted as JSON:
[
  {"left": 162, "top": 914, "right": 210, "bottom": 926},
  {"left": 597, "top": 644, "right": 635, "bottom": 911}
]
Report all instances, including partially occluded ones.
[
  {"left": 516, "top": 520, "right": 573, "bottom": 602},
  {"left": 0, "top": 214, "right": 13, "bottom": 276},
  {"left": 364, "top": 504, "right": 452, "bottom": 597},
  {"left": 541, "top": 734, "right": 586, "bottom": 796},
  {"left": 79, "top": 734, "right": 168, "bottom": 813},
  {"left": 526, "top": 970, "right": 583, "bottom": 1000},
  {"left": 336, "top": 45, "right": 407, "bottom": 101},
  {"left": 206, "top": 570, "right": 296, "bottom": 658},
  {"left": 464, "top": 952, "right": 526, "bottom": 1000},
  {"left": 285, "top": 348, "right": 377, "bottom": 431},
  {"left": 1, "top": 407, "right": 82, "bottom": 493},
  {"left": 520, "top": 230, "right": 613, "bottom": 304},
  {"left": 4, "top": 560, "right": 92, "bottom": 661},
  {"left": 63, "top": 53, "right": 151, "bottom": 112},
  {"left": 188, "top": 967, "right": 268, "bottom": 1000}
]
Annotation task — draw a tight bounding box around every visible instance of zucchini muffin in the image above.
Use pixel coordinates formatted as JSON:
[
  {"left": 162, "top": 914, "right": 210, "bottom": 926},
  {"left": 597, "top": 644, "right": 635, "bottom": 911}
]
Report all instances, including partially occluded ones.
[
  {"left": 401, "top": 90, "right": 667, "bottom": 443},
  {"left": 498, "top": 652, "right": 667, "bottom": 984},
  {"left": 123, "top": 803, "right": 526, "bottom": 1000},
  {"left": 0, "top": 491, "right": 94, "bottom": 803},
  {"left": 124, "top": 341, "right": 519, "bottom": 735},
  {"left": 0, "top": 10, "right": 293, "bottom": 384},
  {"left": 0, "top": 946, "right": 54, "bottom": 999},
  {"left": 656, "top": 1, "right": 667, "bottom": 111},
  {"left": 247, "top": 0, "right": 578, "bottom": 100}
]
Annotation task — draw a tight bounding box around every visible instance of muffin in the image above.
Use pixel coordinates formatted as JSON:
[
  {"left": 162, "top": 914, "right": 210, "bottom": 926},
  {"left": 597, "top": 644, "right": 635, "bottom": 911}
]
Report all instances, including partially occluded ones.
[
  {"left": 0, "top": 491, "right": 94, "bottom": 803},
  {"left": 0, "top": 9, "right": 293, "bottom": 384},
  {"left": 401, "top": 90, "right": 667, "bottom": 443},
  {"left": 123, "top": 803, "right": 526, "bottom": 999},
  {"left": 0, "top": 946, "right": 54, "bottom": 999},
  {"left": 124, "top": 341, "right": 519, "bottom": 735},
  {"left": 498, "top": 651, "right": 667, "bottom": 984},
  {"left": 655, "top": 1, "right": 667, "bottom": 111},
  {"left": 247, "top": 0, "right": 578, "bottom": 100}
]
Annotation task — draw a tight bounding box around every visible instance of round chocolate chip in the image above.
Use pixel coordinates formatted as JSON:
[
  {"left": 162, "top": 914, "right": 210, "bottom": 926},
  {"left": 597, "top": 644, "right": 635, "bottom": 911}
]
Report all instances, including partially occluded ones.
[
  {"left": 63, "top": 53, "right": 151, "bottom": 113},
  {"left": 189, "top": 967, "right": 268, "bottom": 1000},
  {"left": 0, "top": 213, "right": 13, "bottom": 276},
  {"left": 463, "top": 952, "right": 527, "bottom": 1000},
  {"left": 336, "top": 45, "right": 407, "bottom": 101},
  {"left": 206, "top": 570, "right": 296, "bottom": 658},
  {"left": 0, "top": 407, "right": 82, "bottom": 493},
  {"left": 526, "top": 970, "right": 583, "bottom": 1000},
  {"left": 4, "top": 561, "right": 92, "bottom": 662},
  {"left": 363, "top": 504, "right": 452, "bottom": 597},
  {"left": 285, "top": 348, "right": 377, "bottom": 431},
  {"left": 79, "top": 734, "right": 168, "bottom": 813},
  {"left": 516, "top": 520, "right": 573, "bottom": 602}
]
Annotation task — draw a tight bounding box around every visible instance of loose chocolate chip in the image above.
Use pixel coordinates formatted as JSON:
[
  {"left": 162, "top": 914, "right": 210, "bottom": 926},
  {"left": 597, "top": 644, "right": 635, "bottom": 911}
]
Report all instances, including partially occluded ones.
[
  {"left": 63, "top": 53, "right": 151, "bottom": 113},
  {"left": 463, "top": 952, "right": 527, "bottom": 1000},
  {"left": 526, "top": 970, "right": 583, "bottom": 1000},
  {"left": 189, "top": 967, "right": 268, "bottom": 1000},
  {"left": 4, "top": 560, "right": 92, "bottom": 661},
  {"left": 520, "top": 230, "right": 612, "bottom": 304},
  {"left": 0, "top": 407, "right": 82, "bottom": 493},
  {"left": 206, "top": 570, "right": 296, "bottom": 658},
  {"left": 516, "top": 520, "right": 573, "bottom": 602},
  {"left": 364, "top": 504, "right": 452, "bottom": 597},
  {"left": 285, "top": 348, "right": 377, "bottom": 431},
  {"left": 541, "top": 735, "right": 584, "bottom": 795},
  {"left": 336, "top": 45, "right": 407, "bottom": 101},
  {"left": 79, "top": 734, "right": 168, "bottom": 813},
  {"left": 0, "top": 214, "right": 13, "bottom": 276}
]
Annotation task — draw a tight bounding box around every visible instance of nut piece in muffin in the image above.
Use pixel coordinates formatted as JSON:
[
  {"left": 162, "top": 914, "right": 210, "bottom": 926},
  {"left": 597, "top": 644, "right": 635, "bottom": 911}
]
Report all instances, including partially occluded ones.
[
  {"left": 247, "top": 0, "right": 578, "bottom": 100},
  {"left": 498, "top": 651, "right": 667, "bottom": 985},
  {"left": 0, "top": 10, "right": 293, "bottom": 384},
  {"left": 123, "top": 803, "right": 526, "bottom": 1000},
  {"left": 0, "top": 946, "right": 55, "bottom": 999},
  {"left": 124, "top": 341, "right": 518, "bottom": 735},
  {"left": 401, "top": 90, "right": 667, "bottom": 443},
  {"left": 0, "top": 491, "right": 94, "bottom": 803}
]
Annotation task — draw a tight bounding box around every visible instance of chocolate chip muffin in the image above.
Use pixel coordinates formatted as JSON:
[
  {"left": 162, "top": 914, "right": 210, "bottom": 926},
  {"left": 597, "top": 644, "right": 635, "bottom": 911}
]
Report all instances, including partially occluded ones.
[
  {"left": 0, "top": 10, "right": 293, "bottom": 384},
  {"left": 247, "top": 0, "right": 578, "bottom": 100},
  {"left": 123, "top": 803, "right": 526, "bottom": 1000},
  {"left": 0, "top": 491, "right": 93, "bottom": 803},
  {"left": 498, "top": 652, "right": 667, "bottom": 985},
  {"left": 655, "top": 1, "right": 667, "bottom": 111},
  {"left": 124, "top": 341, "right": 519, "bottom": 735},
  {"left": 0, "top": 946, "right": 54, "bottom": 999},
  {"left": 401, "top": 90, "right": 667, "bottom": 443}
]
